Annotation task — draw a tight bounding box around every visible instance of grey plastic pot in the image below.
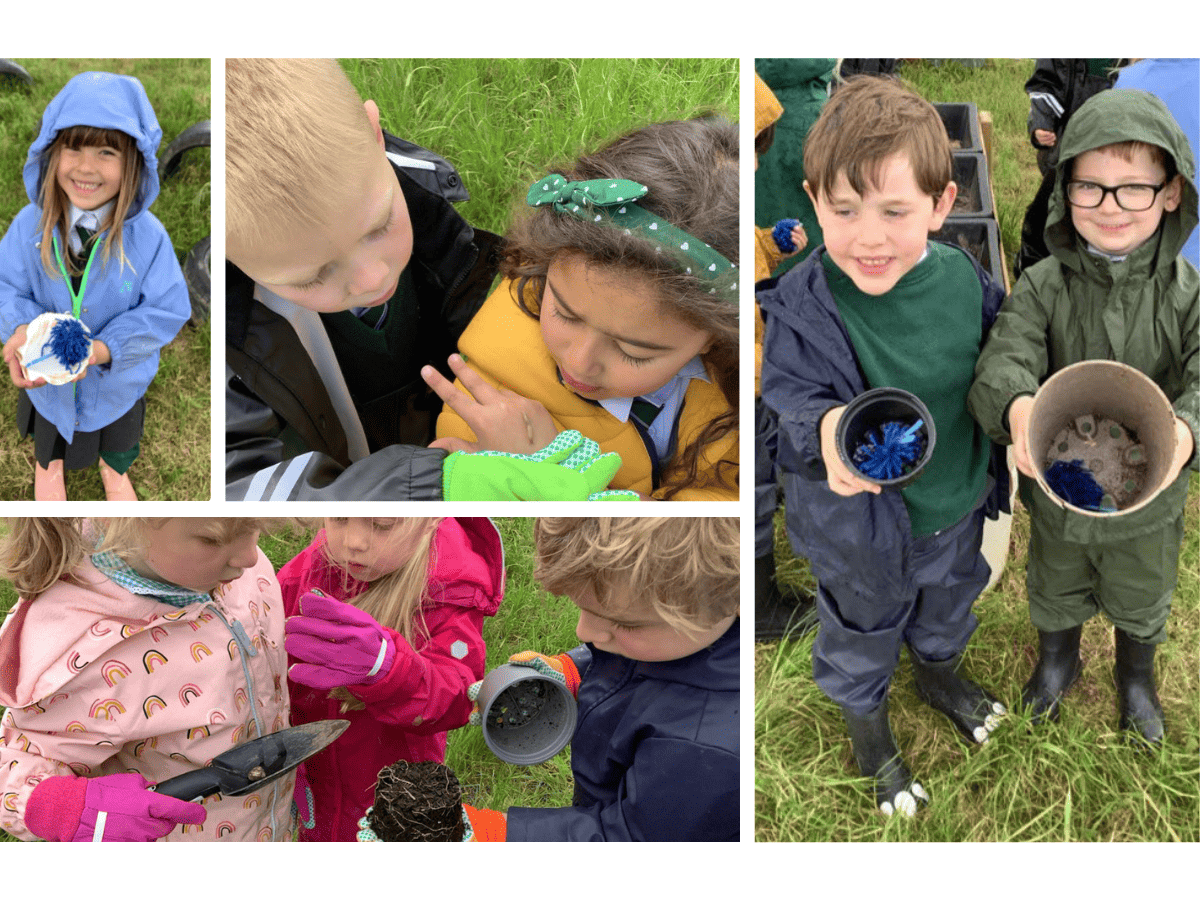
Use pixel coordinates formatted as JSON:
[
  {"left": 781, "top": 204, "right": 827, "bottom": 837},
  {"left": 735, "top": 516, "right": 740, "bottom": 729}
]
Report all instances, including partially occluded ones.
[
  {"left": 476, "top": 663, "right": 576, "bottom": 766},
  {"left": 1027, "top": 360, "right": 1177, "bottom": 517}
]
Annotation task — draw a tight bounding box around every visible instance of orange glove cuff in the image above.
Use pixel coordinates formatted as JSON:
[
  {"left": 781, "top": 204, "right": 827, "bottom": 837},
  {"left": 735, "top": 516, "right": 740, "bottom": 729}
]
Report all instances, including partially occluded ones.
[{"left": 464, "top": 804, "right": 507, "bottom": 842}]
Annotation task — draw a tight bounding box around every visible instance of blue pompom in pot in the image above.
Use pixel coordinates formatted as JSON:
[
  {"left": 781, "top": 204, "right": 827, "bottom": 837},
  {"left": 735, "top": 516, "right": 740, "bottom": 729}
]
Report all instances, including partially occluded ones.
[
  {"left": 835, "top": 387, "right": 936, "bottom": 488},
  {"left": 18, "top": 312, "right": 93, "bottom": 385}
]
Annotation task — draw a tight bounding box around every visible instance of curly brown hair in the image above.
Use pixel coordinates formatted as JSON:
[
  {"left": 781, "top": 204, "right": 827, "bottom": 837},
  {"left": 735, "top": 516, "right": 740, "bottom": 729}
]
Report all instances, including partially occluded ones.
[
  {"left": 503, "top": 117, "right": 738, "bottom": 498},
  {"left": 534, "top": 516, "right": 739, "bottom": 633}
]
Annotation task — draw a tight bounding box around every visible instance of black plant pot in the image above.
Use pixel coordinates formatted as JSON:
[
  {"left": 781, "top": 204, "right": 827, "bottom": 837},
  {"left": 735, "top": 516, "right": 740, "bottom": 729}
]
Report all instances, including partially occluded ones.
[{"left": 836, "top": 387, "right": 937, "bottom": 488}]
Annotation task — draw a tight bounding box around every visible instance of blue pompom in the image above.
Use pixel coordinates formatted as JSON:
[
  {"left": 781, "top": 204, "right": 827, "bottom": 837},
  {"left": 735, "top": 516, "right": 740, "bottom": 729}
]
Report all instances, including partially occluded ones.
[
  {"left": 852, "top": 419, "right": 926, "bottom": 481},
  {"left": 1044, "top": 459, "right": 1107, "bottom": 510},
  {"left": 44, "top": 317, "right": 91, "bottom": 368},
  {"left": 772, "top": 218, "right": 800, "bottom": 253}
]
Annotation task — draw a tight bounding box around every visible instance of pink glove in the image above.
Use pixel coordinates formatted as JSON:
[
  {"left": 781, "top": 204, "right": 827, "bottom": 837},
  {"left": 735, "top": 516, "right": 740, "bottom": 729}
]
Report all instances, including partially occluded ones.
[
  {"left": 285, "top": 588, "right": 396, "bottom": 691},
  {"left": 26, "top": 772, "right": 206, "bottom": 842}
]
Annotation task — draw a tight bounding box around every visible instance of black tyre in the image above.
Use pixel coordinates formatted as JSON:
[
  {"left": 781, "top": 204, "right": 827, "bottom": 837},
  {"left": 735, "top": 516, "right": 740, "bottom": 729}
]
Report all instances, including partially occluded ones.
[
  {"left": 159, "top": 119, "right": 210, "bottom": 181},
  {"left": 183, "top": 235, "right": 210, "bottom": 325},
  {"left": 0, "top": 59, "right": 33, "bottom": 89}
]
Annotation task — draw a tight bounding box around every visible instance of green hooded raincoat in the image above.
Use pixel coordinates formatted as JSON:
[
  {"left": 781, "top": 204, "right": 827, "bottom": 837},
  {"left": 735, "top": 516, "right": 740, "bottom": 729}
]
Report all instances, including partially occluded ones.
[{"left": 969, "top": 88, "right": 1198, "bottom": 549}]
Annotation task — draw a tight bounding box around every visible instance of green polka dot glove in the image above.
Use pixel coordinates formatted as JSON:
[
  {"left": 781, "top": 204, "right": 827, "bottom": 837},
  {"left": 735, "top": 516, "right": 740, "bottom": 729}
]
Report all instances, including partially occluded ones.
[{"left": 442, "top": 430, "right": 640, "bottom": 501}]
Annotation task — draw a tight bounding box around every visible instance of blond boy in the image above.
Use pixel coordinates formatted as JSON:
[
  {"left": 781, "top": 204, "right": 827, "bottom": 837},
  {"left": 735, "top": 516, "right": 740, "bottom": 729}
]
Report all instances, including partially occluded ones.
[
  {"left": 475, "top": 517, "right": 739, "bottom": 841},
  {"left": 224, "top": 59, "right": 499, "bottom": 501}
]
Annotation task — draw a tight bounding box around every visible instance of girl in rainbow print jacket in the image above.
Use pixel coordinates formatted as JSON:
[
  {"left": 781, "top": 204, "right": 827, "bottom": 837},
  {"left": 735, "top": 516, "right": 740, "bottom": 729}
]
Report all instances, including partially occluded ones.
[{"left": 0, "top": 518, "right": 293, "bottom": 841}]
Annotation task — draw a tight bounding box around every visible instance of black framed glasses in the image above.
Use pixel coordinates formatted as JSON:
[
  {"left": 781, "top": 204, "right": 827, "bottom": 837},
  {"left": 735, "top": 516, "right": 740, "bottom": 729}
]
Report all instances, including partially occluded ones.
[{"left": 1066, "top": 180, "right": 1168, "bottom": 212}]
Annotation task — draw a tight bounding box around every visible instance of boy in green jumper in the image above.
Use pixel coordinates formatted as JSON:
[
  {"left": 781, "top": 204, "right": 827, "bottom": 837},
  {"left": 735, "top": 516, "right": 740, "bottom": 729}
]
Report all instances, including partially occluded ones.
[
  {"left": 969, "top": 88, "right": 1197, "bottom": 746},
  {"left": 758, "top": 76, "right": 1011, "bottom": 816}
]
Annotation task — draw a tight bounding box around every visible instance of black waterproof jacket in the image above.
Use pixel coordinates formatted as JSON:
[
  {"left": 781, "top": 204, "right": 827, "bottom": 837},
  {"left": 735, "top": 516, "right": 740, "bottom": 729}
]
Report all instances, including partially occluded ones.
[{"left": 225, "top": 133, "right": 501, "bottom": 500}]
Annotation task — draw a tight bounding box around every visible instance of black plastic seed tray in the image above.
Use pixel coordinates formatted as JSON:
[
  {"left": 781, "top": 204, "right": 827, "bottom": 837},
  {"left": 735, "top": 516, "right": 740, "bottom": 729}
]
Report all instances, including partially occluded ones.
[
  {"left": 935, "top": 102, "right": 983, "bottom": 152},
  {"left": 949, "top": 151, "right": 994, "bottom": 219},
  {"left": 932, "top": 216, "right": 1004, "bottom": 289}
]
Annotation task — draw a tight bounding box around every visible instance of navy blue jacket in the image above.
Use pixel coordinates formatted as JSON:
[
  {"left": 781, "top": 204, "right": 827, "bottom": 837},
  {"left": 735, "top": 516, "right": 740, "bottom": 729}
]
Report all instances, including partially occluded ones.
[
  {"left": 506, "top": 619, "right": 739, "bottom": 842},
  {"left": 758, "top": 245, "right": 1009, "bottom": 601}
]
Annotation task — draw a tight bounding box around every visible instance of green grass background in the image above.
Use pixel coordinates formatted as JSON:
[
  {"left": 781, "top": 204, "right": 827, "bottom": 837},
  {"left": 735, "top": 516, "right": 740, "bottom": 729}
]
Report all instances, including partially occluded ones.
[
  {"left": 756, "top": 59, "right": 1200, "bottom": 842},
  {"left": 0, "top": 58, "right": 210, "bottom": 500},
  {"left": 341, "top": 58, "right": 738, "bottom": 239},
  {"left": 0, "top": 517, "right": 577, "bottom": 841}
]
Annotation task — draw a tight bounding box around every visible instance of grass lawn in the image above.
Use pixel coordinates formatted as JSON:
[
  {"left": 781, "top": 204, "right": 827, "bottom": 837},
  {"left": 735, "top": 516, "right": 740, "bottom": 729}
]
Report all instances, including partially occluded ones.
[
  {"left": 756, "top": 59, "right": 1200, "bottom": 842},
  {"left": 0, "top": 58, "right": 210, "bottom": 500},
  {"left": 340, "top": 58, "right": 738, "bottom": 238}
]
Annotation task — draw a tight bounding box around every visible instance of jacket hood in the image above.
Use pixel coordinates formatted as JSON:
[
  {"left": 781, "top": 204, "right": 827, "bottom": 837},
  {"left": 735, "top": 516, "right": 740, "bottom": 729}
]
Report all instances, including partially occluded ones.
[
  {"left": 1046, "top": 88, "right": 1198, "bottom": 268},
  {"left": 755, "top": 73, "right": 784, "bottom": 136},
  {"left": 0, "top": 560, "right": 214, "bottom": 709},
  {"left": 24, "top": 71, "right": 163, "bottom": 218}
]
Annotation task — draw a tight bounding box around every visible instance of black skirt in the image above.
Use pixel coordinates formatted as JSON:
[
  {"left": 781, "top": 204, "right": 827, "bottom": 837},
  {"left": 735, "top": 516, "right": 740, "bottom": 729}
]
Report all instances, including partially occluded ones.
[{"left": 18, "top": 392, "right": 145, "bottom": 470}]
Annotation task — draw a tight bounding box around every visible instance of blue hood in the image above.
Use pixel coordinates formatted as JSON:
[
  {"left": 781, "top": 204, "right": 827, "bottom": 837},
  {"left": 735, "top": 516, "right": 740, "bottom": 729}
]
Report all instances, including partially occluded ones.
[{"left": 24, "top": 71, "right": 162, "bottom": 219}]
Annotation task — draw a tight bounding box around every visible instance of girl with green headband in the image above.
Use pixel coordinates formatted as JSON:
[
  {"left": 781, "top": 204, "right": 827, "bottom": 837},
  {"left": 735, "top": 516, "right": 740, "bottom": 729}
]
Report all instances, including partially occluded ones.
[{"left": 423, "top": 118, "right": 739, "bottom": 501}]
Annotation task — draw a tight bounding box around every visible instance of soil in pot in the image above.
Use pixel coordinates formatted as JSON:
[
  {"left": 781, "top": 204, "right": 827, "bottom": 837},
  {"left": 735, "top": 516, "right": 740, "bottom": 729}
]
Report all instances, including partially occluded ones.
[
  {"left": 487, "top": 678, "right": 550, "bottom": 729},
  {"left": 367, "top": 760, "right": 465, "bottom": 842}
]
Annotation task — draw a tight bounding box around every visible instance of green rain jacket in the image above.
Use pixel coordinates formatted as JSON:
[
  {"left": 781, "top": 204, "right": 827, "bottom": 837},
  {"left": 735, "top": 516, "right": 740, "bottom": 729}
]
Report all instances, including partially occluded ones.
[{"left": 968, "top": 88, "right": 1199, "bottom": 544}]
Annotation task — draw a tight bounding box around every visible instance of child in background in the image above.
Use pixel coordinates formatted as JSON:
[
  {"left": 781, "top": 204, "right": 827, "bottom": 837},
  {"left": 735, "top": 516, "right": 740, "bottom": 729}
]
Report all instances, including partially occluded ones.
[
  {"left": 758, "top": 76, "right": 1010, "bottom": 816},
  {"left": 279, "top": 517, "right": 503, "bottom": 841},
  {"left": 467, "top": 517, "right": 738, "bottom": 841},
  {"left": 754, "top": 71, "right": 815, "bottom": 642},
  {"left": 969, "top": 89, "right": 1197, "bottom": 746},
  {"left": 0, "top": 517, "right": 289, "bottom": 841},
  {"left": 423, "top": 117, "right": 739, "bottom": 501},
  {"left": 0, "top": 72, "right": 191, "bottom": 500},
  {"left": 1014, "top": 59, "right": 1124, "bottom": 276}
]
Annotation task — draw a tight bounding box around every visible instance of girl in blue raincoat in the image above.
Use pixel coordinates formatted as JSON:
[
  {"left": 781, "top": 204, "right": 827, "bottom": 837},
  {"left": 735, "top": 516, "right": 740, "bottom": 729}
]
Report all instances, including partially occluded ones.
[{"left": 0, "top": 71, "right": 191, "bottom": 500}]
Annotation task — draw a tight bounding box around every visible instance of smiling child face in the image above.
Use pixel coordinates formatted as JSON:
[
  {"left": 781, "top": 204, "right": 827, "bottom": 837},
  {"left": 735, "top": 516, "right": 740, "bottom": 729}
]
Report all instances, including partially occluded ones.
[
  {"left": 56, "top": 144, "right": 124, "bottom": 211},
  {"left": 1068, "top": 145, "right": 1181, "bottom": 257},
  {"left": 807, "top": 151, "right": 956, "bottom": 295}
]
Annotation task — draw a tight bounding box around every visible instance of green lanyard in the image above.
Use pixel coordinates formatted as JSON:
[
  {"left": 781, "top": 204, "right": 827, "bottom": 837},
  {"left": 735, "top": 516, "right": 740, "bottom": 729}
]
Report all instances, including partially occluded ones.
[
  {"left": 51, "top": 230, "right": 102, "bottom": 319},
  {"left": 50, "top": 232, "right": 102, "bottom": 396}
]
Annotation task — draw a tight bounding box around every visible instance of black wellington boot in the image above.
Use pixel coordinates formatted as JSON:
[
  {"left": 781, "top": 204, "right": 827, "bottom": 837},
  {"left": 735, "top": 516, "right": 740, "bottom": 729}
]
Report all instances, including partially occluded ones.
[
  {"left": 754, "top": 554, "right": 817, "bottom": 643},
  {"left": 1021, "top": 625, "right": 1083, "bottom": 725},
  {"left": 1114, "top": 629, "right": 1165, "bottom": 748},
  {"left": 911, "top": 652, "right": 1006, "bottom": 744},
  {"left": 841, "top": 700, "right": 929, "bottom": 817}
]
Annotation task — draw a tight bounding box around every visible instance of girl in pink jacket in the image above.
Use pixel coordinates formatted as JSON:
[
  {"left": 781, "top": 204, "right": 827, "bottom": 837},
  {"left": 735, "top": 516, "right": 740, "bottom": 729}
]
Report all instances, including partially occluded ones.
[
  {"left": 281, "top": 517, "right": 504, "bottom": 841},
  {"left": 0, "top": 517, "right": 293, "bottom": 841}
]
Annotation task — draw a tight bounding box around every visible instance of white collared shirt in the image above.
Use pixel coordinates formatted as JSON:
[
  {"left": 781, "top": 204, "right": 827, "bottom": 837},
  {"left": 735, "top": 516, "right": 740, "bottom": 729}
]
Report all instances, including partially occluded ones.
[
  {"left": 599, "top": 356, "right": 710, "bottom": 458},
  {"left": 67, "top": 200, "right": 114, "bottom": 253}
]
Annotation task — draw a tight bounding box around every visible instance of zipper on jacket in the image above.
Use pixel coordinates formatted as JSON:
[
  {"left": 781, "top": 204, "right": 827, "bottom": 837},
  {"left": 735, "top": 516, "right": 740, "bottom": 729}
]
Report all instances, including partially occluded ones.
[{"left": 207, "top": 602, "right": 284, "bottom": 840}]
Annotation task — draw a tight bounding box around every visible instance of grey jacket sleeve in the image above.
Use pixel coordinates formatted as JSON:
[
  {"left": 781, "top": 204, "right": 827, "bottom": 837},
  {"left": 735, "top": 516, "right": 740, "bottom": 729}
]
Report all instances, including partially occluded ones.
[
  {"left": 225, "top": 367, "right": 447, "bottom": 501},
  {"left": 226, "top": 443, "right": 447, "bottom": 501}
]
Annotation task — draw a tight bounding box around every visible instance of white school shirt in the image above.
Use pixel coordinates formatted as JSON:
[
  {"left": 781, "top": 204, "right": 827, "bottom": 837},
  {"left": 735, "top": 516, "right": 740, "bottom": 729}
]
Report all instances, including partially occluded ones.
[{"left": 598, "top": 356, "right": 710, "bottom": 458}]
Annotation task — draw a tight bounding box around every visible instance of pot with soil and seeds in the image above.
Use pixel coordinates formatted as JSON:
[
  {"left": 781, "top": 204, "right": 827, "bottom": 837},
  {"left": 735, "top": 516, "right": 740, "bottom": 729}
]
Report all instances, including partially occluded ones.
[
  {"left": 358, "top": 760, "right": 470, "bottom": 842},
  {"left": 475, "top": 663, "right": 577, "bottom": 765},
  {"left": 1027, "top": 360, "right": 1178, "bottom": 517}
]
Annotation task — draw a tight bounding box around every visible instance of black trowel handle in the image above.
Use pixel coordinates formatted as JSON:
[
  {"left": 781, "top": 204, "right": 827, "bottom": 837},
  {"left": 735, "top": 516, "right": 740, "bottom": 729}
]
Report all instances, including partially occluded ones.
[{"left": 151, "top": 767, "right": 238, "bottom": 803}]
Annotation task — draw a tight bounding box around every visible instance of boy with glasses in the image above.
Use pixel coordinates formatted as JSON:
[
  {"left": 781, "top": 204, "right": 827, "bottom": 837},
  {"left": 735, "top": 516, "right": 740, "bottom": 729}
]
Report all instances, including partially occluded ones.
[{"left": 969, "top": 88, "right": 1198, "bottom": 747}]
